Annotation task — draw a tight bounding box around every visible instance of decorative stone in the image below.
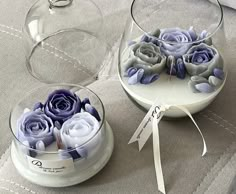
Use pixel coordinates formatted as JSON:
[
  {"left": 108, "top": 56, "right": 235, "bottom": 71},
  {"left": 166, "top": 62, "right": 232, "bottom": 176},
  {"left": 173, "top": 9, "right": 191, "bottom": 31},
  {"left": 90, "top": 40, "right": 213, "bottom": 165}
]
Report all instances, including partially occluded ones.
[
  {"left": 195, "top": 83, "right": 214, "bottom": 93},
  {"left": 208, "top": 76, "right": 223, "bottom": 87}
]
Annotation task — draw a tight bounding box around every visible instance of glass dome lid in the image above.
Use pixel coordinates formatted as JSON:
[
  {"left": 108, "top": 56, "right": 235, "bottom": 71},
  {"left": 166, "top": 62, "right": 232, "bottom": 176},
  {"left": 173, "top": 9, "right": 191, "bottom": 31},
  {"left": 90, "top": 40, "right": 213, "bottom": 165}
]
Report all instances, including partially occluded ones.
[{"left": 23, "top": 0, "right": 108, "bottom": 85}]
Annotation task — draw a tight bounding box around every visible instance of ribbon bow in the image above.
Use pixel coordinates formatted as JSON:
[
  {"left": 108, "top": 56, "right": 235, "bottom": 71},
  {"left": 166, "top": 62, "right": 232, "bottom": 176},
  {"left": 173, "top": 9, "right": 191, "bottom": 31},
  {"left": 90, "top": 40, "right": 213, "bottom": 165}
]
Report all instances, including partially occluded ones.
[{"left": 129, "top": 102, "right": 207, "bottom": 194}]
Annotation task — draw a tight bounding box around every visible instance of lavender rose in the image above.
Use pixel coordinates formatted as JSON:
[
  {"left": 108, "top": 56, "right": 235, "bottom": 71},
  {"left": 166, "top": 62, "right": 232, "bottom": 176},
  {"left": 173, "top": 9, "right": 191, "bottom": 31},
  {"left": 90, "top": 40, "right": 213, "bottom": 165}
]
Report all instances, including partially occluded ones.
[
  {"left": 44, "top": 89, "right": 81, "bottom": 124},
  {"left": 183, "top": 43, "right": 223, "bottom": 78},
  {"left": 17, "top": 109, "right": 54, "bottom": 150},
  {"left": 159, "top": 27, "right": 198, "bottom": 58},
  {"left": 60, "top": 112, "right": 100, "bottom": 147},
  {"left": 124, "top": 42, "right": 166, "bottom": 84}
]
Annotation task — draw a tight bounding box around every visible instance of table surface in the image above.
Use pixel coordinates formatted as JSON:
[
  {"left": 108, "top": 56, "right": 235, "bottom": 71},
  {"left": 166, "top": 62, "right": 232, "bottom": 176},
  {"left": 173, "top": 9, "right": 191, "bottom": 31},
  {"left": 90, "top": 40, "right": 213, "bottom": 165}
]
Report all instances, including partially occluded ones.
[{"left": 1, "top": 0, "right": 236, "bottom": 193}]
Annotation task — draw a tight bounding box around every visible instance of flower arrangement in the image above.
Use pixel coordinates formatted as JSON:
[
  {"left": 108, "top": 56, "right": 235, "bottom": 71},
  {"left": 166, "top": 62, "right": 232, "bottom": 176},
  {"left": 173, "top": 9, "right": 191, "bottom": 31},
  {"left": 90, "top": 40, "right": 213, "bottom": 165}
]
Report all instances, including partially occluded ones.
[
  {"left": 124, "top": 27, "right": 225, "bottom": 93},
  {"left": 16, "top": 89, "right": 101, "bottom": 160}
]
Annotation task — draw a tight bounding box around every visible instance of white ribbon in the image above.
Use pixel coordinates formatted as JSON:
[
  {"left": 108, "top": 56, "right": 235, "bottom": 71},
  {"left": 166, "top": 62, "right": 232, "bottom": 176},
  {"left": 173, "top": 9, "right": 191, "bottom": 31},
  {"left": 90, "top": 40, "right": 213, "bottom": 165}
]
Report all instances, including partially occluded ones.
[{"left": 129, "top": 103, "right": 207, "bottom": 194}]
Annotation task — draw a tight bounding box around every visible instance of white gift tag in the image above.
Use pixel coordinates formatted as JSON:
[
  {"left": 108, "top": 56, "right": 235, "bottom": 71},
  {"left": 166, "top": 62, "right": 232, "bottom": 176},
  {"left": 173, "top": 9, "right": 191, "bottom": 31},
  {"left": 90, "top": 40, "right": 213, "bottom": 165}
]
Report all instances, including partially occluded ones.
[
  {"left": 27, "top": 156, "right": 74, "bottom": 175},
  {"left": 129, "top": 100, "right": 207, "bottom": 194}
]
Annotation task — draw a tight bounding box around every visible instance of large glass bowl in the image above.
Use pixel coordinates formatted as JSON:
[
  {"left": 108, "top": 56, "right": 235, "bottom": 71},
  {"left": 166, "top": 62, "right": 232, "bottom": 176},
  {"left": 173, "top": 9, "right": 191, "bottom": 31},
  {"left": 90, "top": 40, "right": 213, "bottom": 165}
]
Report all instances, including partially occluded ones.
[
  {"left": 10, "top": 84, "right": 114, "bottom": 187},
  {"left": 118, "top": 0, "right": 227, "bottom": 117},
  {"left": 23, "top": 0, "right": 108, "bottom": 84}
]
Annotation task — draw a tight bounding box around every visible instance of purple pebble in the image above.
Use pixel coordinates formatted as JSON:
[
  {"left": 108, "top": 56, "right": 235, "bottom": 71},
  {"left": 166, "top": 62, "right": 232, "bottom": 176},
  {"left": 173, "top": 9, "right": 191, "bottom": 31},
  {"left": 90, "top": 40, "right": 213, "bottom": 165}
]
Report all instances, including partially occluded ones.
[
  {"left": 85, "top": 104, "right": 101, "bottom": 121},
  {"left": 127, "top": 67, "right": 138, "bottom": 77},
  {"left": 213, "top": 68, "right": 224, "bottom": 80},
  {"left": 195, "top": 83, "right": 214, "bottom": 93},
  {"left": 33, "top": 102, "right": 43, "bottom": 111},
  {"left": 140, "top": 74, "right": 159, "bottom": 84}
]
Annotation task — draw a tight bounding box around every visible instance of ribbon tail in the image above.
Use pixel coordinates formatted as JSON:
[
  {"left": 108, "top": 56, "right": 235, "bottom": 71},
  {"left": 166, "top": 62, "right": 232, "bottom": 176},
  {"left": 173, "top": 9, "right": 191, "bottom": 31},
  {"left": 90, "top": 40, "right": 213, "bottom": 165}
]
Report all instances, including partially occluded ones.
[
  {"left": 174, "top": 105, "right": 207, "bottom": 156},
  {"left": 153, "top": 113, "right": 166, "bottom": 194}
]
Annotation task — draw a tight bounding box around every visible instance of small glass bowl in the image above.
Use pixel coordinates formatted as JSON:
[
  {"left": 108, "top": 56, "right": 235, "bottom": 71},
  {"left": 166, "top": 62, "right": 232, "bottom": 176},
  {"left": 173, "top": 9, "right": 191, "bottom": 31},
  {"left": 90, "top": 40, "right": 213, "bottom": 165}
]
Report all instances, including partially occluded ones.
[{"left": 10, "top": 84, "right": 114, "bottom": 187}]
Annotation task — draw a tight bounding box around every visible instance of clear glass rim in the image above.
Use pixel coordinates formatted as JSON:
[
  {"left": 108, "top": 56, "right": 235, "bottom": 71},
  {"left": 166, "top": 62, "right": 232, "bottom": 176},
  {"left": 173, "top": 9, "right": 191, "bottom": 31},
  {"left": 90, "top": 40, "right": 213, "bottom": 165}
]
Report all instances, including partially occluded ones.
[
  {"left": 23, "top": 0, "right": 104, "bottom": 42},
  {"left": 25, "top": 28, "right": 110, "bottom": 84},
  {"left": 9, "top": 83, "right": 106, "bottom": 154},
  {"left": 130, "top": 0, "right": 224, "bottom": 45}
]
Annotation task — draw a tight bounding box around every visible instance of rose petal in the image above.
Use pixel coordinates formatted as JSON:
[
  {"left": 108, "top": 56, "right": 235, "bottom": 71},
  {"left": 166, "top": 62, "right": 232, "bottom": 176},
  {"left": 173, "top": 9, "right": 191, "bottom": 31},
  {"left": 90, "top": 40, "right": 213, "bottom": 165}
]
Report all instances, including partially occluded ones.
[
  {"left": 36, "top": 140, "right": 45, "bottom": 151},
  {"left": 176, "top": 58, "right": 186, "bottom": 79},
  {"left": 33, "top": 102, "right": 43, "bottom": 111},
  {"left": 85, "top": 104, "right": 101, "bottom": 122},
  {"left": 140, "top": 74, "right": 159, "bottom": 84},
  {"left": 141, "top": 34, "right": 150, "bottom": 42},
  {"left": 208, "top": 76, "right": 223, "bottom": 87},
  {"left": 128, "top": 69, "right": 144, "bottom": 85},
  {"left": 213, "top": 68, "right": 224, "bottom": 80},
  {"left": 81, "top": 98, "right": 91, "bottom": 109},
  {"left": 195, "top": 83, "right": 214, "bottom": 93},
  {"left": 126, "top": 67, "right": 138, "bottom": 77},
  {"left": 23, "top": 108, "right": 31, "bottom": 113},
  {"left": 188, "top": 26, "right": 198, "bottom": 41}
]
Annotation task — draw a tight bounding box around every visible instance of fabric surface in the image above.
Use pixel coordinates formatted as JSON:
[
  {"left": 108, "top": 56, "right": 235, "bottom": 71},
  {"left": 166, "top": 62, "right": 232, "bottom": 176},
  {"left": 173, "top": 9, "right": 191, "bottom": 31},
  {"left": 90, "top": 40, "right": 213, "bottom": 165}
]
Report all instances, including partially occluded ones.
[{"left": 1, "top": 0, "right": 236, "bottom": 194}]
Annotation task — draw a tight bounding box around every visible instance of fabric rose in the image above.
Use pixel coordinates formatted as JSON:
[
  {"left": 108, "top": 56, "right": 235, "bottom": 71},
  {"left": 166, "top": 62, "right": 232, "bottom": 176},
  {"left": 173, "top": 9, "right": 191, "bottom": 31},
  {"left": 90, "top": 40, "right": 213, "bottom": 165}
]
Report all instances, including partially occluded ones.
[
  {"left": 124, "top": 42, "right": 166, "bottom": 84},
  {"left": 60, "top": 112, "right": 100, "bottom": 149},
  {"left": 44, "top": 89, "right": 81, "bottom": 124},
  {"left": 159, "top": 27, "right": 198, "bottom": 58},
  {"left": 17, "top": 109, "right": 54, "bottom": 150},
  {"left": 183, "top": 43, "right": 223, "bottom": 78}
]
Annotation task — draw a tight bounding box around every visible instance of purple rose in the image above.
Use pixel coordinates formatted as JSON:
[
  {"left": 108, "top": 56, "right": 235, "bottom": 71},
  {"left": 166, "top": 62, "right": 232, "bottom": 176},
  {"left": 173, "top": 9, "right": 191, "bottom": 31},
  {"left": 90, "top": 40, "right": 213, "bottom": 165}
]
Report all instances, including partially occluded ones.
[
  {"left": 17, "top": 109, "right": 54, "bottom": 150},
  {"left": 159, "top": 27, "right": 198, "bottom": 57},
  {"left": 183, "top": 43, "right": 223, "bottom": 78},
  {"left": 44, "top": 89, "right": 81, "bottom": 124}
]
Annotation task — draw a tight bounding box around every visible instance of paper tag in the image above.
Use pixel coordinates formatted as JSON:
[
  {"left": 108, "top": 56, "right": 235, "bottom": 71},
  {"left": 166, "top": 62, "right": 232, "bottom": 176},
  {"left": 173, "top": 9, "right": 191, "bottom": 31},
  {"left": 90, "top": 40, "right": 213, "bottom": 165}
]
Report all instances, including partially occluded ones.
[
  {"left": 27, "top": 156, "right": 74, "bottom": 175},
  {"left": 129, "top": 101, "right": 168, "bottom": 151}
]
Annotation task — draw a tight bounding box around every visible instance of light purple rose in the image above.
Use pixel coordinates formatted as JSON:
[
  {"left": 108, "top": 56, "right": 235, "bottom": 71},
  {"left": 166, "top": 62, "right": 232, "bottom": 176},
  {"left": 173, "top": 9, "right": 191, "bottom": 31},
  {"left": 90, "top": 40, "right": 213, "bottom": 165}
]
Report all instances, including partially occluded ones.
[
  {"left": 60, "top": 112, "right": 100, "bottom": 149},
  {"left": 159, "top": 27, "right": 198, "bottom": 57},
  {"left": 44, "top": 89, "right": 81, "bottom": 124},
  {"left": 183, "top": 43, "right": 223, "bottom": 78},
  {"left": 17, "top": 109, "right": 54, "bottom": 150}
]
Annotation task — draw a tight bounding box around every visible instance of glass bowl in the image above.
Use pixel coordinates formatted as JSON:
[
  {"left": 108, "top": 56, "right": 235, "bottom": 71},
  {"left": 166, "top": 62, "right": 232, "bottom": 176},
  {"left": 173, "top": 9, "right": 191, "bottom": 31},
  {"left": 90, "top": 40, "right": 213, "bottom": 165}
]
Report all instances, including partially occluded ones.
[
  {"left": 118, "top": 0, "right": 227, "bottom": 117},
  {"left": 10, "top": 84, "right": 114, "bottom": 187},
  {"left": 23, "top": 0, "right": 108, "bottom": 84}
]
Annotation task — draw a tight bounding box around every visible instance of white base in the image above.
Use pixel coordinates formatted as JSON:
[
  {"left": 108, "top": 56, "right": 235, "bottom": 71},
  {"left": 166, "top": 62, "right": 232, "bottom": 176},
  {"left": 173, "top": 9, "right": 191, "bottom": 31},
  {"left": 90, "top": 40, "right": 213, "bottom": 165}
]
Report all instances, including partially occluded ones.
[
  {"left": 11, "top": 122, "right": 114, "bottom": 187},
  {"left": 119, "top": 74, "right": 225, "bottom": 118}
]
